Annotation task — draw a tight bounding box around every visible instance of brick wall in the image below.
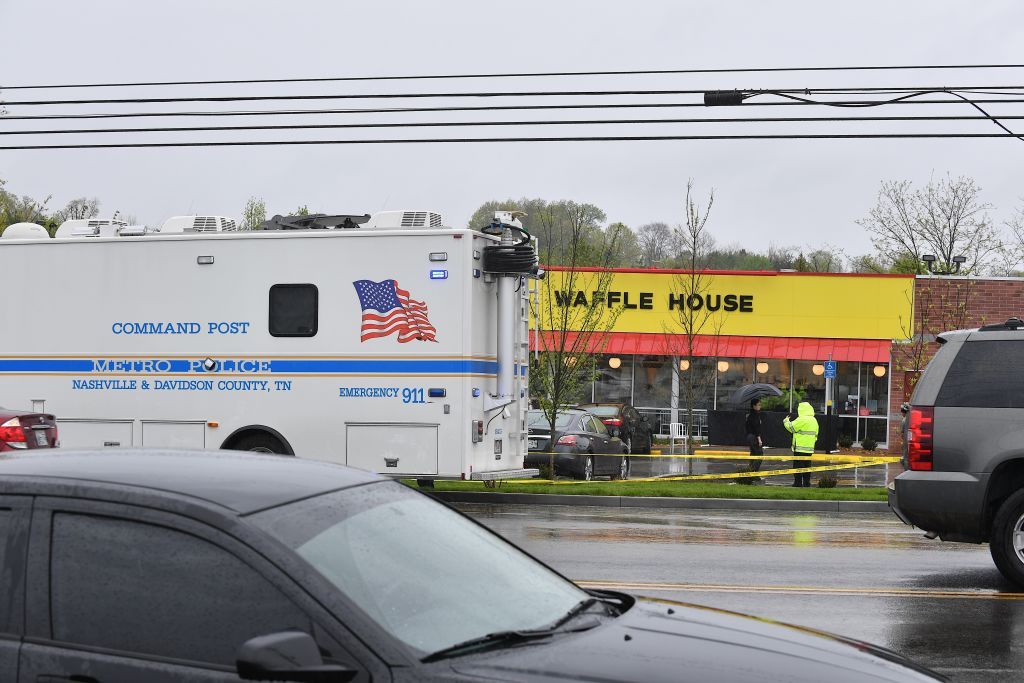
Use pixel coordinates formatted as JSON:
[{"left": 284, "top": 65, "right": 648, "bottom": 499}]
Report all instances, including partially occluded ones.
[{"left": 888, "top": 277, "right": 1024, "bottom": 448}]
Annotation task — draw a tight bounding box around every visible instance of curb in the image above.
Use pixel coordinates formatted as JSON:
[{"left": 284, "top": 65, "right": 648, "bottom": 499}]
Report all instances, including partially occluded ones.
[{"left": 428, "top": 490, "right": 890, "bottom": 513}]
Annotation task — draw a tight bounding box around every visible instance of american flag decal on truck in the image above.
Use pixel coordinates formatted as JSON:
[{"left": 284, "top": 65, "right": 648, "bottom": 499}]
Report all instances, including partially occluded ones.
[{"left": 352, "top": 279, "right": 438, "bottom": 343}]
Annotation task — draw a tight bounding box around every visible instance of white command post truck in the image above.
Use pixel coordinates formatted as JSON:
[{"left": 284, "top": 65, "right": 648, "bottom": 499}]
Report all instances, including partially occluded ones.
[{"left": 0, "top": 210, "right": 538, "bottom": 481}]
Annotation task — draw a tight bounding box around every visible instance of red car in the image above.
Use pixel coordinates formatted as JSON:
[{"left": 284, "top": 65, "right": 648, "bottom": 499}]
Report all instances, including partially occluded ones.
[{"left": 0, "top": 408, "right": 58, "bottom": 451}]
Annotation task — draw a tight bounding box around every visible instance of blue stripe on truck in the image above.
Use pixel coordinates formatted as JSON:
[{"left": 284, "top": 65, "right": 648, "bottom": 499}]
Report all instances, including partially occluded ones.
[{"left": 0, "top": 358, "right": 528, "bottom": 376}]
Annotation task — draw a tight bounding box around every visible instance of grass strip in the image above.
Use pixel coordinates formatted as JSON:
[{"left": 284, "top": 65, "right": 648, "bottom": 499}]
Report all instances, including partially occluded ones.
[{"left": 404, "top": 479, "right": 888, "bottom": 501}]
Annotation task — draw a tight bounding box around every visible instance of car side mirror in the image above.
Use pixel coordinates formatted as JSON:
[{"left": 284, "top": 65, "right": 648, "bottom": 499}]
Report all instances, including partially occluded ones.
[{"left": 237, "top": 631, "right": 358, "bottom": 683}]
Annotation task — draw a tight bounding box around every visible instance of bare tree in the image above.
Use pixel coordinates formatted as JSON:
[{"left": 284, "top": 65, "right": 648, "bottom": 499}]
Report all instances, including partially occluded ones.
[
  {"left": 240, "top": 196, "right": 267, "bottom": 231},
  {"left": 664, "top": 180, "right": 723, "bottom": 455},
  {"left": 857, "top": 175, "right": 1002, "bottom": 274},
  {"left": 1001, "top": 205, "right": 1024, "bottom": 275},
  {"left": 636, "top": 222, "right": 673, "bottom": 266},
  {"left": 531, "top": 201, "right": 625, "bottom": 474},
  {"left": 56, "top": 197, "right": 101, "bottom": 223}
]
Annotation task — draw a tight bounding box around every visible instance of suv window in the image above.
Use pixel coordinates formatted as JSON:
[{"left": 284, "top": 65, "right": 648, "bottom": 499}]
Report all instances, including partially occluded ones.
[
  {"left": 50, "top": 514, "right": 312, "bottom": 665},
  {"left": 935, "top": 340, "right": 1024, "bottom": 408},
  {"left": 0, "top": 510, "right": 15, "bottom": 633},
  {"left": 269, "top": 283, "right": 318, "bottom": 337}
]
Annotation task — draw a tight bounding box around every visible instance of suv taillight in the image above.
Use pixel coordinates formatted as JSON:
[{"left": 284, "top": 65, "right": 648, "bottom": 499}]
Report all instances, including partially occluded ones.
[
  {"left": 602, "top": 418, "right": 623, "bottom": 427},
  {"left": 907, "top": 406, "right": 934, "bottom": 471},
  {"left": 0, "top": 418, "right": 28, "bottom": 449},
  {"left": 556, "top": 435, "right": 578, "bottom": 446}
]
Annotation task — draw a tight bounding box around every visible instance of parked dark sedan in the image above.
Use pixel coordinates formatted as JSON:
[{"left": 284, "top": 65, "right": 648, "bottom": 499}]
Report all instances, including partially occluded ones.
[
  {"left": 578, "top": 402, "right": 654, "bottom": 454},
  {"left": 524, "top": 408, "right": 629, "bottom": 480},
  {"left": 0, "top": 406, "right": 58, "bottom": 451},
  {"left": 0, "top": 450, "right": 942, "bottom": 682}
]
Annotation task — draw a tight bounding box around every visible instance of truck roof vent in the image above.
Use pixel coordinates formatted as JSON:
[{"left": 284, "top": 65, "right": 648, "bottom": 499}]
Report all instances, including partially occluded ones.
[
  {"left": 161, "top": 215, "right": 239, "bottom": 234},
  {"left": 364, "top": 210, "right": 445, "bottom": 230}
]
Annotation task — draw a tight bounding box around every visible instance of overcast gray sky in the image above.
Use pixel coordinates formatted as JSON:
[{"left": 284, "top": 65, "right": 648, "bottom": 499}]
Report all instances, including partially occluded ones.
[{"left": 2, "top": 0, "right": 1023, "bottom": 259}]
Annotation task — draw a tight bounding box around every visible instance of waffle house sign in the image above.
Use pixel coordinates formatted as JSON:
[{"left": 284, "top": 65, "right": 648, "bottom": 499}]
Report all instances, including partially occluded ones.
[{"left": 541, "top": 267, "right": 914, "bottom": 341}]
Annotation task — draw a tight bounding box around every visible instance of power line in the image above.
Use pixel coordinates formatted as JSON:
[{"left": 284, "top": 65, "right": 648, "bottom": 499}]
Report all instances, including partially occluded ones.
[
  {"left": 4, "top": 132, "right": 1022, "bottom": 151},
  {"left": 6, "top": 113, "right": 1024, "bottom": 137},
  {"left": 752, "top": 90, "right": 1023, "bottom": 143},
  {"left": 4, "top": 97, "right": 1024, "bottom": 122},
  {"left": 5, "top": 85, "right": 1024, "bottom": 107},
  {"left": 5, "top": 63, "right": 1024, "bottom": 90}
]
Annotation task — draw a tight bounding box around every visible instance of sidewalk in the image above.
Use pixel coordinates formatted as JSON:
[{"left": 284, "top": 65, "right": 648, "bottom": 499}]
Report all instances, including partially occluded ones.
[{"left": 643, "top": 443, "right": 899, "bottom": 487}]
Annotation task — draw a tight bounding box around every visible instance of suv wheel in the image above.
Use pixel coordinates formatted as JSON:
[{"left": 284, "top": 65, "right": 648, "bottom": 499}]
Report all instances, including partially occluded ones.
[{"left": 989, "top": 489, "right": 1024, "bottom": 586}]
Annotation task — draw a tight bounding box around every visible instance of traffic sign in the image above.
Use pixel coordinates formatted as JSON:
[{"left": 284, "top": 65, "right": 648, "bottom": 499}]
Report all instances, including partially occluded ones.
[{"left": 824, "top": 360, "right": 837, "bottom": 379}]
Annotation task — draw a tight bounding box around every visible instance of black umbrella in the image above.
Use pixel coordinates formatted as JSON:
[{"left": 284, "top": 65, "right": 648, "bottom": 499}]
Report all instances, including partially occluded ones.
[{"left": 731, "top": 383, "right": 783, "bottom": 407}]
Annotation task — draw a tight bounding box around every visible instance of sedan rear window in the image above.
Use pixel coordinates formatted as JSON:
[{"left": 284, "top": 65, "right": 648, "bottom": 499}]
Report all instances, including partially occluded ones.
[
  {"left": 583, "top": 405, "right": 621, "bottom": 417},
  {"left": 527, "top": 410, "right": 574, "bottom": 429}
]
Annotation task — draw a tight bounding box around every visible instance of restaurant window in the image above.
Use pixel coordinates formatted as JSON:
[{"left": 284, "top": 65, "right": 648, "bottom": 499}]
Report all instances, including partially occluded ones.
[
  {"left": 792, "top": 360, "right": 827, "bottom": 414},
  {"left": 632, "top": 356, "right": 672, "bottom": 409},
  {"left": 861, "top": 362, "right": 890, "bottom": 417},
  {"left": 677, "top": 357, "right": 715, "bottom": 412},
  {"left": 715, "top": 358, "right": 753, "bottom": 409},
  {"left": 594, "top": 354, "right": 633, "bottom": 404},
  {"left": 754, "top": 359, "right": 793, "bottom": 412}
]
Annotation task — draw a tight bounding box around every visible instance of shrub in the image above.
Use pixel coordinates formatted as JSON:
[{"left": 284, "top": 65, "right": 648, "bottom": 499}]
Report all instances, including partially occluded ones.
[
  {"left": 538, "top": 463, "right": 554, "bottom": 480},
  {"left": 760, "top": 385, "right": 807, "bottom": 412},
  {"left": 837, "top": 433, "right": 854, "bottom": 449},
  {"left": 861, "top": 437, "right": 878, "bottom": 452},
  {"left": 817, "top": 472, "right": 839, "bottom": 488}
]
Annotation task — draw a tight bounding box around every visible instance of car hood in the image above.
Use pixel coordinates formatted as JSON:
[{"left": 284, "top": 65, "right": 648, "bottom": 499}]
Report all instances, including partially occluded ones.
[{"left": 450, "top": 597, "right": 943, "bottom": 683}]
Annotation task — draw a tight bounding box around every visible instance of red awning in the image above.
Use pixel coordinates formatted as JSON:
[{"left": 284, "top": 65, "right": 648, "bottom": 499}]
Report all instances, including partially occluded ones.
[{"left": 530, "top": 331, "right": 890, "bottom": 363}]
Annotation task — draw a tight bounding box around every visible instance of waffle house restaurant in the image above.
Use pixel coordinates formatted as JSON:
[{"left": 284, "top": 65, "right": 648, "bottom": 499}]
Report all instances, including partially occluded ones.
[{"left": 531, "top": 268, "right": 915, "bottom": 449}]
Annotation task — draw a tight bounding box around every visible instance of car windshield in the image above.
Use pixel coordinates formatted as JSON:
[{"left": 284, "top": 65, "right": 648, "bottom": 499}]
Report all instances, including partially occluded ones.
[
  {"left": 527, "top": 409, "right": 575, "bottom": 429},
  {"left": 249, "top": 481, "right": 587, "bottom": 656},
  {"left": 583, "top": 405, "right": 621, "bottom": 417}
]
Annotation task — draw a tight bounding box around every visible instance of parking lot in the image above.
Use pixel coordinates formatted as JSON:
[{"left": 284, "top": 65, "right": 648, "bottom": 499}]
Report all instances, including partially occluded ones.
[{"left": 463, "top": 502, "right": 1024, "bottom": 682}]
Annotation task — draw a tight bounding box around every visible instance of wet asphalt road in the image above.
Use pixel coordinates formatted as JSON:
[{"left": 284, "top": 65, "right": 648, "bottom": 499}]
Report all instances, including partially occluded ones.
[{"left": 459, "top": 503, "right": 1023, "bottom": 682}]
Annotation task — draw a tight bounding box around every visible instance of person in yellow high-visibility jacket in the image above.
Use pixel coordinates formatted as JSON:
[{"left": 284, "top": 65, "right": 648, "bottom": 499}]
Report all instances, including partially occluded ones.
[{"left": 783, "top": 401, "right": 819, "bottom": 487}]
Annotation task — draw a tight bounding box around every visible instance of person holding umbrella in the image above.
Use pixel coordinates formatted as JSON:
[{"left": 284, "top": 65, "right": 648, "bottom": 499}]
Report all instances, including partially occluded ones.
[
  {"left": 784, "top": 401, "right": 819, "bottom": 487},
  {"left": 745, "top": 398, "right": 764, "bottom": 478}
]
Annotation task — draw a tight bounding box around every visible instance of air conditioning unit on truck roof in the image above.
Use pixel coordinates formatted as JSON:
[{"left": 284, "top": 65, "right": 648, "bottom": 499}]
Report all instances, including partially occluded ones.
[{"left": 0, "top": 209, "right": 538, "bottom": 482}]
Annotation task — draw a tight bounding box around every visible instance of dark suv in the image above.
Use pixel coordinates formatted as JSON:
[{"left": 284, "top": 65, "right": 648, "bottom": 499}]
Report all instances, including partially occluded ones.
[{"left": 889, "top": 317, "right": 1024, "bottom": 585}]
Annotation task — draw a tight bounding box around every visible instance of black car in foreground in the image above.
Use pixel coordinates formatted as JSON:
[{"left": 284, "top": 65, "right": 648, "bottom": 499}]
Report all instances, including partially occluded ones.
[
  {"left": 524, "top": 408, "right": 629, "bottom": 480},
  {"left": 0, "top": 449, "right": 943, "bottom": 682},
  {"left": 577, "top": 402, "right": 654, "bottom": 454}
]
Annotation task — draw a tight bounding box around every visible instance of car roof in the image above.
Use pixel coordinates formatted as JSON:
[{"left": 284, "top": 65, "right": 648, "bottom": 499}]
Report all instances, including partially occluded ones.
[{"left": 0, "top": 449, "right": 382, "bottom": 514}]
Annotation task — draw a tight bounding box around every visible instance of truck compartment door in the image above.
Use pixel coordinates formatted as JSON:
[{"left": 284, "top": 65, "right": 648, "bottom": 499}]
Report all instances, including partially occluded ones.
[
  {"left": 141, "top": 420, "right": 206, "bottom": 448},
  {"left": 56, "top": 419, "right": 134, "bottom": 448},
  {"left": 346, "top": 423, "right": 438, "bottom": 475}
]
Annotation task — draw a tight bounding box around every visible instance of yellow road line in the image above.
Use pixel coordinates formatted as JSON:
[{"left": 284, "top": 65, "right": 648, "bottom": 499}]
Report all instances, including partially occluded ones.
[{"left": 576, "top": 580, "right": 1024, "bottom": 601}]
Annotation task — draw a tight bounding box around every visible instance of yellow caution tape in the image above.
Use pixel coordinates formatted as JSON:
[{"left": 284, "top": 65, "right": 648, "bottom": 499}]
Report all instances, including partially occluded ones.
[
  {"left": 509, "top": 457, "right": 895, "bottom": 484},
  {"left": 530, "top": 450, "right": 898, "bottom": 464}
]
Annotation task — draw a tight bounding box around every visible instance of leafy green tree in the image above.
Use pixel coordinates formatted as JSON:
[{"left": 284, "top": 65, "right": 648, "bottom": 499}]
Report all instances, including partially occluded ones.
[
  {"left": 240, "top": 197, "right": 267, "bottom": 231},
  {"left": 605, "top": 222, "right": 641, "bottom": 267}
]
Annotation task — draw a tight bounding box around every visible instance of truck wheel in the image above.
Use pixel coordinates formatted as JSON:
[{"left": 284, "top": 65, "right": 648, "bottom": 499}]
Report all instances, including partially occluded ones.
[
  {"left": 230, "top": 432, "right": 290, "bottom": 455},
  {"left": 989, "top": 488, "right": 1024, "bottom": 586}
]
